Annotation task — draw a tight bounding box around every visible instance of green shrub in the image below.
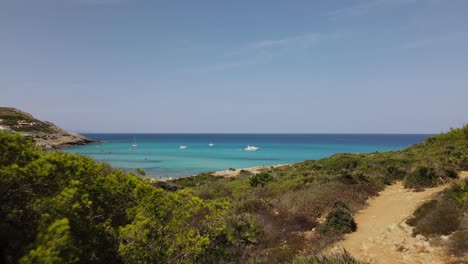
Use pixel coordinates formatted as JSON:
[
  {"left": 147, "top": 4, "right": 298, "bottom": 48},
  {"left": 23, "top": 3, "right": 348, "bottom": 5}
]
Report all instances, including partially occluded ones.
[
  {"left": 318, "top": 201, "right": 356, "bottom": 234},
  {"left": 227, "top": 214, "right": 263, "bottom": 244},
  {"left": 406, "top": 200, "right": 438, "bottom": 226},
  {"left": 0, "top": 132, "right": 228, "bottom": 263},
  {"left": 239, "top": 169, "right": 254, "bottom": 176},
  {"left": 171, "top": 173, "right": 224, "bottom": 187},
  {"left": 403, "top": 166, "right": 438, "bottom": 189},
  {"left": 237, "top": 198, "right": 269, "bottom": 214},
  {"left": 199, "top": 181, "right": 234, "bottom": 199},
  {"left": 447, "top": 178, "right": 468, "bottom": 205},
  {"left": 443, "top": 168, "right": 458, "bottom": 179},
  {"left": 135, "top": 167, "right": 146, "bottom": 176},
  {"left": 319, "top": 154, "right": 360, "bottom": 172},
  {"left": 411, "top": 199, "right": 461, "bottom": 236},
  {"left": 385, "top": 165, "right": 407, "bottom": 182},
  {"left": 151, "top": 180, "right": 180, "bottom": 192},
  {"left": 291, "top": 250, "right": 366, "bottom": 264},
  {"left": 338, "top": 168, "right": 369, "bottom": 184},
  {"left": 249, "top": 172, "right": 273, "bottom": 187}
]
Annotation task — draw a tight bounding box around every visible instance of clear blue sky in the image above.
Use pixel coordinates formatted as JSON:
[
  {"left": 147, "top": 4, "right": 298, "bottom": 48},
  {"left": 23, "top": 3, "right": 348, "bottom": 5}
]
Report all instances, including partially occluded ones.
[{"left": 1, "top": 0, "right": 467, "bottom": 133}]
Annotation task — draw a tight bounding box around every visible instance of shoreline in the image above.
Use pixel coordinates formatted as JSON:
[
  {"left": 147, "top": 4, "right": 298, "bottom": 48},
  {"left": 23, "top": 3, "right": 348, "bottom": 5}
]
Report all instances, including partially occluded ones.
[
  {"left": 150, "top": 163, "right": 292, "bottom": 181},
  {"left": 210, "top": 163, "right": 291, "bottom": 177}
]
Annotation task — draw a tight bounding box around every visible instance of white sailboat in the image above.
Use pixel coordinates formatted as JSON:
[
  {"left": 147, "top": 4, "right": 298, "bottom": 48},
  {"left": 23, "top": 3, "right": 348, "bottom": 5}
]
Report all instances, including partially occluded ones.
[
  {"left": 208, "top": 143, "right": 215, "bottom": 147},
  {"left": 244, "top": 145, "right": 259, "bottom": 151},
  {"left": 179, "top": 145, "right": 188, "bottom": 149},
  {"left": 131, "top": 136, "right": 137, "bottom": 147}
]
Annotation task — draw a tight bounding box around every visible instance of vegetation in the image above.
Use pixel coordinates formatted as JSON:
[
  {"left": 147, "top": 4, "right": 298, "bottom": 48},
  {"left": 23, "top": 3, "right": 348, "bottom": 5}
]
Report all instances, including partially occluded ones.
[
  {"left": 291, "top": 250, "right": 367, "bottom": 264},
  {"left": 170, "top": 125, "right": 467, "bottom": 262},
  {"left": 448, "top": 230, "right": 468, "bottom": 257},
  {"left": 0, "top": 132, "right": 227, "bottom": 263},
  {"left": 249, "top": 172, "right": 273, "bottom": 187},
  {"left": 0, "top": 107, "right": 54, "bottom": 133},
  {"left": 0, "top": 125, "right": 467, "bottom": 263},
  {"left": 407, "top": 177, "right": 468, "bottom": 257},
  {"left": 403, "top": 165, "right": 438, "bottom": 189},
  {"left": 318, "top": 201, "right": 357, "bottom": 235}
]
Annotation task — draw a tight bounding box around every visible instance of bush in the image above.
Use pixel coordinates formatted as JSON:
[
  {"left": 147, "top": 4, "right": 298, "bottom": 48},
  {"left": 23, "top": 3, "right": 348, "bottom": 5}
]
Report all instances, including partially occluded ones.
[
  {"left": 135, "top": 167, "right": 146, "bottom": 176},
  {"left": 227, "top": 214, "right": 263, "bottom": 244},
  {"left": 406, "top": 200, "right": 438, "bottom": 226},
  {"left": 318, "top": 201, "right": 356, "bottom": 234},
  {"left": 239, "top": 169, "right": 254, "bottom": 176},
  {"left": 447, "top": 178, "right": 468, "bottom": 205},
  {"left": 447, "top": 230, "right": 468, "bottom": 257},
  {"left": 443, "top": 168, "right": 458, "bottom": 179},
  {"left": 0, "top": 132, "right": 228, "bottom": 263},
  {"left": 409, "top": 199, "right": 461, "bottom": 236},
  {"left": 249, "top": 172, "right": 273, "bottom": 187},
  {"left": 291, "top": 250, "right": 366, "bottom": 264},
  {"left": 403, "top": 166, "right": 438, "bottom": 189},
  {"left": 339, "top": 170, "right": 370, "bottom": 185},
  {"left": 385, "top": 165, "right": 407, "bottom": 182},
  {"left": 236, "top": 198, "right": 269, "bottom": 214},
  {"left": 151, "top": 180, "right": 180, "bottom": 192}
]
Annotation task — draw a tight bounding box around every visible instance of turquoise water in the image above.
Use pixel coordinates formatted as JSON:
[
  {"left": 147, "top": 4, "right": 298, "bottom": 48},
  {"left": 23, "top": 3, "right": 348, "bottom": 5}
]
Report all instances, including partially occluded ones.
[{"left": 64, "top": 133, "right": 431, "bottom": 178}]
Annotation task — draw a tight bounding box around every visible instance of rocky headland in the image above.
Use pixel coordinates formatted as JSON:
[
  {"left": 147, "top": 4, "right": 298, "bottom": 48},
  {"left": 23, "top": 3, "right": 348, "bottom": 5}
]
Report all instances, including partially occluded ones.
[{"left": 0, "top": 107, "right": 94, "bottom": 149}]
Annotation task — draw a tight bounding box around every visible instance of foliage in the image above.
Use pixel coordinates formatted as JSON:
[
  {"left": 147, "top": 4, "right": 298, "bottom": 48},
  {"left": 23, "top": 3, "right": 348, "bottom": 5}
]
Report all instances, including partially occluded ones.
[
  {"left": 0, "top": 131, "right": 228, "bottom": 264},
  {"left": 406, "top": 200, "right": 438, "bottom": 226},
  {"left": 226, "top": 213, "right": 263, "bottom": 245},
  {"left": 403, "top": 166, "right": 438, "bottom": 189},
  {"left": 412, "top": 200, "right": 460, "bottom": 236},
  {"left": 135, "top": 167, "right": 146, "bottom": 176},
  {"left": 19, "top": 218, "right": 79, "bottom": 264},
  {"left": 291, "top": 250, "right": 367, "bottom": 264},
  {"left": 0, "top": 107, "right": 54, "bottom": 133},
  {"left": 427, "top": 125, "right": 468, "bottom": 142},
  {"left": 1, "top": 124, "right": 467, "bottom": 263},
  {"left": 407, "top": 178, "right": 468, "bottom": 237},
  {"left": 249, "top": 172, "right": 273, "bottom": 187},
  {"left": 406, "top": 176, "right": 468, "bottom": 260},
  {"left": 171, "top": 125, "right": 466, "bottom": 262},
  {"left": 447, "top": 177, "right": 468, "bottom": 205},
  {"left": 0, "top": 131, "right": 40, "bottom": 166},
  {"left": 447, "top": 230, "right": 468, "bottom": 257},
  {"left": 318, "top": 201, "right": 357, "bottom": 234}
]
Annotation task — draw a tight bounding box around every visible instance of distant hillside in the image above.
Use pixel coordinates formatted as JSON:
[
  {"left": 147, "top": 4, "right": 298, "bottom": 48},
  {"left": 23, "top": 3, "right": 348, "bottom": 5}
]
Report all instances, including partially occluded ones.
[{"left": 0, "top": 107, "right": 93, "bottom": 148}]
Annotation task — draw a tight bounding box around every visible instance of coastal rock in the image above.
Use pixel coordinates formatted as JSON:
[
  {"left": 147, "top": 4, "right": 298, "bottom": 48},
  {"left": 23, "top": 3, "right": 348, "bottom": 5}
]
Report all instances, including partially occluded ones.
[{"left": 0, "top": 107, "right": 94, "bottom": 149}]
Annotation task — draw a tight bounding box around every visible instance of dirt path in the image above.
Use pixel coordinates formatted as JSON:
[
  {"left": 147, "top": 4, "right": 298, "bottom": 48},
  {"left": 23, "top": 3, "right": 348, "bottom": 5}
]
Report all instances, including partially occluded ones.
[{"left": 334, "top": 172, "right": 468, "bottom": 264}]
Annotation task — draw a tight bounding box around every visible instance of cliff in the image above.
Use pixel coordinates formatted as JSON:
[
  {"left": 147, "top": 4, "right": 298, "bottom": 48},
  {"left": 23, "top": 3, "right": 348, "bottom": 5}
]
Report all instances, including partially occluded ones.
[{"left": 0, "top": 107, "right": 94, "bottom": 149}]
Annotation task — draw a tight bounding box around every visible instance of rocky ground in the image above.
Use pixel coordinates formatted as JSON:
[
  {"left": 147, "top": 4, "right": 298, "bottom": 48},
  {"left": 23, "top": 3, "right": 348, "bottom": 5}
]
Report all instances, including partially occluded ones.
[
  {"left": 0, "top": 107, "right": 94, "bottom": 149},
  {"left": 23, "top": 130, "right": 94, "bottom": 149}
]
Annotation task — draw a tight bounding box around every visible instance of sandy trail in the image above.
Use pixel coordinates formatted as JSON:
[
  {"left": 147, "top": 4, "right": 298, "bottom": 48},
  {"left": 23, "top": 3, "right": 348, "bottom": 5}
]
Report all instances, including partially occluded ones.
[{"left": 334, "top": 171, "right": 468, "bottom": 264}]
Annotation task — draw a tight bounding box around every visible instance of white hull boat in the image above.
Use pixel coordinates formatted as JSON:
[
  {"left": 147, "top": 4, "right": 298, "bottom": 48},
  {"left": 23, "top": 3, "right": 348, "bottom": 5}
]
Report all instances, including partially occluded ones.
[{"left": 245, "top": 145, "right": 259, "bottom": 151}]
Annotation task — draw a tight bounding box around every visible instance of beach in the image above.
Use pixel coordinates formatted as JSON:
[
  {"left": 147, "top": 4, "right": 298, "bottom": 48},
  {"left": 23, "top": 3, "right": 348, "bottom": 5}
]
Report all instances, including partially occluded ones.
[{"left": 212, "top": 163, "right": 290, "bottom": 177}]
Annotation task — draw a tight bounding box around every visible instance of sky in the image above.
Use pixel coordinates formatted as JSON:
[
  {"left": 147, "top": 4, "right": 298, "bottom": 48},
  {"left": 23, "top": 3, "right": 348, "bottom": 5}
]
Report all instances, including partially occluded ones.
[{"left": 0, "top": 0, "right": 467, "bottom": 133}]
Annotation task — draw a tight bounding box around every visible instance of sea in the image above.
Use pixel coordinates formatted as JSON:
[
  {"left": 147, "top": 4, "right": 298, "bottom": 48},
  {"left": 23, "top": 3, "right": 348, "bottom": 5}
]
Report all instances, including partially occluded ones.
[{"left": 64, "top": 133, "right": 431, "bottom": 178}]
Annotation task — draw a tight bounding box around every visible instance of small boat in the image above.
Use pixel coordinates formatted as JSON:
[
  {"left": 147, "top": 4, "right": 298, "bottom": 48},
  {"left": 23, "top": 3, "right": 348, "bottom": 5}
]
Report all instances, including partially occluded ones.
[
  {"left": 179, "top": 145, "right": 188, "bottom": 150},
  {"left": 244, "top": 145, "right": 259, "bottom": 151},
  {"left": 208, "top": 143, "right": 215, "bottom": 147},
  {"left": 131, "top": 136, "right": 137, "bottom": 147}
]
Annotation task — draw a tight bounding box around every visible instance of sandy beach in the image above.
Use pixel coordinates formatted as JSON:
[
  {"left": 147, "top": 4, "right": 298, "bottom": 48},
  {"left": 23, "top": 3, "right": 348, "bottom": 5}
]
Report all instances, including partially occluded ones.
[{"left": 211, "top": 163, "right": 291, "bottom": 177}]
